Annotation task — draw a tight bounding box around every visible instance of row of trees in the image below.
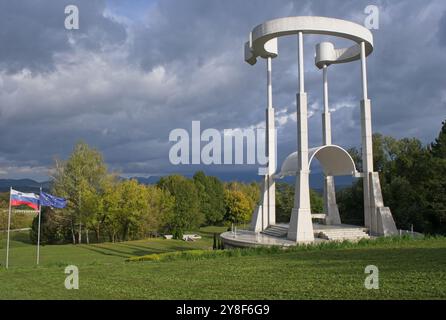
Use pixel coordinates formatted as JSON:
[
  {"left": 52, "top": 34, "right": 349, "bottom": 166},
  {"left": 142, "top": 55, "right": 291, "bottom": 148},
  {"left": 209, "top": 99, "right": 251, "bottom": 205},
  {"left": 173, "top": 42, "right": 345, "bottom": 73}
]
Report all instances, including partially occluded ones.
[
  {"left": 30, "top": 142, "right": 265, "bottom": 244},
  {"left": 339, "top": 120, "right": 446, "bottom": 234}
]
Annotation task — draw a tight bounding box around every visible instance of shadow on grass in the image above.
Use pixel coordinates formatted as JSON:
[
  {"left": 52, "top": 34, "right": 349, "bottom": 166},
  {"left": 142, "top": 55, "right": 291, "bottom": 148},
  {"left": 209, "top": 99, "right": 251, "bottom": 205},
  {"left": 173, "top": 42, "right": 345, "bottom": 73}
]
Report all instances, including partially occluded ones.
[
  {"left": 0, "top": 231, "right": 33, "bottom": 246},
  {"left": 116, "top": 243, "right": 172, "bottom": 254},
  {"left": 77, "top": 244, "right": 131, "bottom": 258},
  {"left": 77, "top": 241, "right": 181, "bottom": 258}
]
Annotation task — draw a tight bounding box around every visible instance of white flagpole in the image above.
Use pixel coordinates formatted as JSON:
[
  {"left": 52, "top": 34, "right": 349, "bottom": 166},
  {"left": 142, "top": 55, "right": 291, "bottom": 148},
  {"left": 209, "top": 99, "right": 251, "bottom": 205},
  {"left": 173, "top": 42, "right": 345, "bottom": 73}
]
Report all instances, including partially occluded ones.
[
  {"left": 5, "top": 187, "right": 12, "bottom": 269},
  {"left": 36, "top": 187, "right": 42, "bottom": 265}
]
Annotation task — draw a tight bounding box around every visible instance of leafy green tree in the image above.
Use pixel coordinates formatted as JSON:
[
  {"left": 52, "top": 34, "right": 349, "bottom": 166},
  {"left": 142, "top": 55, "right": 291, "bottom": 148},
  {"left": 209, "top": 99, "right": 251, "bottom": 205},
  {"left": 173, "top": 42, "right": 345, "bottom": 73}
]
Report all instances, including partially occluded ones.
[
  {"left": 142, "top": 185, "right": 175, "bottom": 237},
  {"left": 116, "top": 179, "right": 150, "bottom": 241},
  {"left": 337, "top": 180, "right": 364, "bottom": 225},
  {"left": 52, "top": 141, "right": 108, "bottom": 244},
  {"left": 193, "top": 171, "right": 225, "bottom": 225},
  {"left": 102, "top": 178, "right": 122, "bottom": 242},
  {"left": 310, "top": 189, "right": 324, "bottom": 213},
  {"left": 224, "top": 189, "right": 252, "bottom": 224},
  {"left": 427, "top": 120, "right": 446, "bottom": 234},
  {"left": 430, "top": 120, "right": 446, "bottom": 158},
  {"left": 275, "top": 182, "right": 323, "bottom": 222},
  {"left": 157, "top": 175, "right": 203, "bottom": 237},
  {"left": 341, "top": 126, "right": 446, "bottom": 235},
  {"left": 275, "top": 182, "right": 294, "bottom": 223},
  {"left": 82, "top": 181, "right": 105, "bottom": 243},
  {"left": 224, "top": 181, "right": 260, "bottom": 217},
  {"left": 30, "top": 208, "right": 72, "bottom": 245}
]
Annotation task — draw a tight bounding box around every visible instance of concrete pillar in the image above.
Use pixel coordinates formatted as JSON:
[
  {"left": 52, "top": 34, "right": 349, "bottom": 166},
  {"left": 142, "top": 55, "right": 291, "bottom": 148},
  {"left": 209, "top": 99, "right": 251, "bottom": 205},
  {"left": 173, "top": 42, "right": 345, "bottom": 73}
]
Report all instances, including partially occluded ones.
[
  {"left": 250, "top": 57, "right": 276, "bottom": 232},
  {"left": 360, "top": 42, "right": 373, "bottom": 231},
  {"left": 262, "top": 175, "right": 268, "bottom": 230},
  {"left": 361, "top": 99, "right": 374, "bottom": 230},
  {"left": 359, "top": 42, "right": 397, "bottom": 236},
  {"left": 266, "top": 57, "right": 276, "bottom": 227},
  {"left": 322, "top": 65, "right": 331, "bottom": 145},
  {"left": 288, "top": 33, "right": 314, "bottom": 242},
  {"left": 321, "top": 64, "right": 341, "bottom": 225}
]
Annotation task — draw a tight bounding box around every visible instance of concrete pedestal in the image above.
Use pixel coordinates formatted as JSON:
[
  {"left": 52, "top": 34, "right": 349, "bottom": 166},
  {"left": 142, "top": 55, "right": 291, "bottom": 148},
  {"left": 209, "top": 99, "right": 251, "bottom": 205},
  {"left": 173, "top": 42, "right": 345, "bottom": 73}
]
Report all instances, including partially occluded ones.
[
  {"left": 287, "top": 93, "right": 314, "bottom": 242},
  {"left": 324, "top": 176, "right": 341, "bottom": 225},
  {"left": 369, "top": 172, "right": 398, "bottom": 236},
  {"left": 288, "top": 208, "right": 314, "bottom": 242},
  {"left": 250, "top": 204, "right": 263, "bottom": 233}
]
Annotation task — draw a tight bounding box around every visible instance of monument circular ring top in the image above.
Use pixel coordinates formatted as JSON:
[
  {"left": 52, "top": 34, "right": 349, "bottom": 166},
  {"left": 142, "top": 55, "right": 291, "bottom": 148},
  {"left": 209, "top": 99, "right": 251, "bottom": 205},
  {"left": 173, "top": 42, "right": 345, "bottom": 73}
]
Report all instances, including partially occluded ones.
[{"left": 246, "top": 16, "right": 373, "bottom": 65}]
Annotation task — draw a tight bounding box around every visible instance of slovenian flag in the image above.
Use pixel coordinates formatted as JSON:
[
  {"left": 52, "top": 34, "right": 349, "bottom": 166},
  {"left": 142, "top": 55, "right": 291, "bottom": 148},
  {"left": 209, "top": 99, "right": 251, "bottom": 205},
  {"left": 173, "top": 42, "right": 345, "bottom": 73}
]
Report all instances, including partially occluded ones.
[{"left": 10, "top": 189, "right": 39, "bottom": 211}]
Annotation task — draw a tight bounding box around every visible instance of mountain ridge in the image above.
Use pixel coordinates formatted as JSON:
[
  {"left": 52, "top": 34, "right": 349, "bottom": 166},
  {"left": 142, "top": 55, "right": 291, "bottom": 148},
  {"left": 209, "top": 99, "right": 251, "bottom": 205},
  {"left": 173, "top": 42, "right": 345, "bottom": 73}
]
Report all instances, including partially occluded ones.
[{"left": 0, "top": 173, "right": 355, "bottom": 193}]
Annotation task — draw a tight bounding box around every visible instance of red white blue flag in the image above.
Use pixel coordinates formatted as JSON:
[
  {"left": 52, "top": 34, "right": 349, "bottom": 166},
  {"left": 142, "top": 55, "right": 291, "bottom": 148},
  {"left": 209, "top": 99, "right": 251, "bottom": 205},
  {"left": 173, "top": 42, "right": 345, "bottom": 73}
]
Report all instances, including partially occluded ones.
[{"left": 10, "top": 189, "right": 39, "bottom": 211}]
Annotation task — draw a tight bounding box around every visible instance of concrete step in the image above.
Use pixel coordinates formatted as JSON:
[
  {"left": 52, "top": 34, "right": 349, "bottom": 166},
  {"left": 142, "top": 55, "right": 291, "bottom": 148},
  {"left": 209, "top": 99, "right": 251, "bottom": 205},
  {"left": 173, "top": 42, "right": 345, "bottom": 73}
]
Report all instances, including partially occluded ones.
[
  {"left": 317, "top": 229, "right": 370, "bottom": 241},
  {"left": 261, "top": 230, "right": 287, "bottom": 237},
  {"left": 261, "top": 224, "right": 370, "bottom": 241},
  {"left": 261, "top": 225, "right": 288, "bottom": 238},
  {"left": 321, "top": 231, "right": 369, "bottom": 235}
]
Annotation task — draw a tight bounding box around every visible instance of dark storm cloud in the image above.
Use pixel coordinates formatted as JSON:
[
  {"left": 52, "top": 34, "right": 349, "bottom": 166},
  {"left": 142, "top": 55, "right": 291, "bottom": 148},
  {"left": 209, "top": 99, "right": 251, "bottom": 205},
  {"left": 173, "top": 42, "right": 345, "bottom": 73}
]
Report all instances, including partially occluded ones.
[
  {"left": 438, "top": 10, "right": 446, "bottom": 46},
  {"left": 0, "top": 0, "right": 126, "bottom": 73},
  {"left": 0, "top": 0, "right": 445, "bottom": 179}
]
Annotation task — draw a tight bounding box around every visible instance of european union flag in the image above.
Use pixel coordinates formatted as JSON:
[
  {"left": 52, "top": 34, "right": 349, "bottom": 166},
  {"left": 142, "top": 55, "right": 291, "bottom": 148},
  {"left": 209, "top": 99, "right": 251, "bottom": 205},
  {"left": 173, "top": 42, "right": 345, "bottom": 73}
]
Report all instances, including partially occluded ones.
[{"left": 39, "top": 192, "right": 67, "bottom": 209}]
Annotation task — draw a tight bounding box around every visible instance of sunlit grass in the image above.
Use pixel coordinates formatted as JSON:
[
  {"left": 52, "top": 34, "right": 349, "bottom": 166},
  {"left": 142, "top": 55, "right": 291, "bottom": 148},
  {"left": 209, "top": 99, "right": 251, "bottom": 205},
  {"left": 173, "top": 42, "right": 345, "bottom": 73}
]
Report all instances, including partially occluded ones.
[{"left": 0, "top": 232, "right": 444, "bottom": 299}]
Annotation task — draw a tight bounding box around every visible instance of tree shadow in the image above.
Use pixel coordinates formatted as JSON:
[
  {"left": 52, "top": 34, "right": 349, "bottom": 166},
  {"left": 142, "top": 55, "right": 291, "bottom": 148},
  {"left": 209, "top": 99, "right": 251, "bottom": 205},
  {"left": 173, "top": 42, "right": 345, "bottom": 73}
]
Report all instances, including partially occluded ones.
[{"left": 78, "top": 244, "right": 131, "bottom": 258}]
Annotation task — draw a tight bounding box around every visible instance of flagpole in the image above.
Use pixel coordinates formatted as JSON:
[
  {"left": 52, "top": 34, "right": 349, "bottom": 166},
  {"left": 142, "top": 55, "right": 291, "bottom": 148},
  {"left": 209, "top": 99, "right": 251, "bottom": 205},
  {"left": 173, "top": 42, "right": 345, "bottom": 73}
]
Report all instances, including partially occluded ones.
[
  {"left": 5, "top": 187, "right": 12, "bottom": 269},
  {"left": 36, "top": 187, "right": 42, "bottom": 265}
]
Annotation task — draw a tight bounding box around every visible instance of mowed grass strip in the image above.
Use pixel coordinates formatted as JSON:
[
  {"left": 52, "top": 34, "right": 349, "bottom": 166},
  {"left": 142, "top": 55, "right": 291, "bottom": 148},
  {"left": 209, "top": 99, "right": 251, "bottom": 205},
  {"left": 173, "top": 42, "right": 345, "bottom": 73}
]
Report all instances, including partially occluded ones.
[
  {"left": 0, "top": 231, "right": 213, "bottom": 268},
  {"left": 0, "top": 236, "right": 444, "bottom": 299}
]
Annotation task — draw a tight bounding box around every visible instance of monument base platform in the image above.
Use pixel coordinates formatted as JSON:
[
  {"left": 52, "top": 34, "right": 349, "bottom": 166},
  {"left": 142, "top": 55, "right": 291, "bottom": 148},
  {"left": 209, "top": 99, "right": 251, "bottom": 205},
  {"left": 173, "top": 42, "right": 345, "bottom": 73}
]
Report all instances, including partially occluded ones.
[{"left": 220, "top": 223, "right": 370, "bottom": 248}]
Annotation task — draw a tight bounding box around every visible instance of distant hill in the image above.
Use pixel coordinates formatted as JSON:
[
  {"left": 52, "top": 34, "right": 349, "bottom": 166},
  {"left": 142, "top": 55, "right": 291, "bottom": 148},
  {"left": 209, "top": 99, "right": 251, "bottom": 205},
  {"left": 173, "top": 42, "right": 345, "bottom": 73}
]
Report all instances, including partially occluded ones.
[
  {"left": 129, "top": 172, "right": 356, "bottom": 190},
  {"left": 129, "top": 176, "right": 162, "bottom": 185},
  {"left": 0, "top": 172, "right": 356, "bottom": 194},
  {"left": 0, "top": 179, "right": 51, "bottom": 193}
]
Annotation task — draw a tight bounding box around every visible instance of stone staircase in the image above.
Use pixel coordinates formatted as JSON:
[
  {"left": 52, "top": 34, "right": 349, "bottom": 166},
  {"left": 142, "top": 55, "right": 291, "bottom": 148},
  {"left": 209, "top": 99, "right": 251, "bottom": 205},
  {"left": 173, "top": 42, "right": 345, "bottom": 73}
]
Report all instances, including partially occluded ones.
[
  {"left": 316, "top": 228, "right": 370, "bottom": 241},
  {"left": 261, "top": 225, "right": 288, "bottom": 238},
  {"left": 261, "top": 224, "right": 370, "bottom": 241}
]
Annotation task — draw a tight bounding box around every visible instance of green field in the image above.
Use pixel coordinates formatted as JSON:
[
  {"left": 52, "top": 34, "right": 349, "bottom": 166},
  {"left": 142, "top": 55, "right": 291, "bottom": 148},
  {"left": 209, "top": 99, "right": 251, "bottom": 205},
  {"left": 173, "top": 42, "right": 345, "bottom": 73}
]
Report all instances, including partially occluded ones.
[{"left": 0, "top": 231, "right": 445, "bottom": 299}]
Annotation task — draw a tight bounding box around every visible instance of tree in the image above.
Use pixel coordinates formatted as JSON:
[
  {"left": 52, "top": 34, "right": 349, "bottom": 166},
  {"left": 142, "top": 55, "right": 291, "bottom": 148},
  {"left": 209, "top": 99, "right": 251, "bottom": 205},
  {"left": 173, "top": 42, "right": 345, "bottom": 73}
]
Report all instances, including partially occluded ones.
[
  {"left": 224, "top": 181, "right": 260, "bottom": 216},
  {"left": 427, "top": 120, "right": 446, "bottom": 234},
  {"left": 82, "top": 181, "right": 105, "bottom": 243},
  {"left": 51, "top": 141, "right": 108, "bottom": 244},
  {"left": 275, "top": 182, "right": 324, "bottom": 223},
  {"left": 430, "top": 120, "right": 446, "bottom": 158},
  {"left": 310, "top": 189, "right": 324, "bottom": 213},
  {"left": 275, "top": 182, "right": 294, "bottom": 223},
  {"left": 30, "top": 208, "right": 72, "bottom": 245},
  {"left": 157, "top": 175, "right": 203, "bottom": 237},
  {"left": 224, "top": 189, "right": 252, "bottom": 224},
  {"left": 193, "top": 171, "right": 225, "bottom": 225},
  {"left": 102, "top": 178, "right": 122, "bottom": 242},
  {"left": 116, "top": 179, "right": 149, "bottom": 241},
  {"left": 142, "top": 185, "right": 175, "bottom": 237},
  {"left": 337, "top": 180, "right": 364, "bottom": 225},
  {"left": 340, "top": 125, "right": 446, "bottom": 235}
]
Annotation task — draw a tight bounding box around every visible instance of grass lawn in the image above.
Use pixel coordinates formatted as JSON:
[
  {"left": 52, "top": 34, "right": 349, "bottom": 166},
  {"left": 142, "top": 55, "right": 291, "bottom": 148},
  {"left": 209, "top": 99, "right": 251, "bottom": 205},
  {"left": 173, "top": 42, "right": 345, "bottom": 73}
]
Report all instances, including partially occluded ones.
[
  {"left": 0, "top": 231, "right": 213, "bottom": 268},
  {"left": 0, "top": 232, "right": 445, "bottom": 299},
  {"left": 199, "top": 225, "right": 228, "bottom": 234}
]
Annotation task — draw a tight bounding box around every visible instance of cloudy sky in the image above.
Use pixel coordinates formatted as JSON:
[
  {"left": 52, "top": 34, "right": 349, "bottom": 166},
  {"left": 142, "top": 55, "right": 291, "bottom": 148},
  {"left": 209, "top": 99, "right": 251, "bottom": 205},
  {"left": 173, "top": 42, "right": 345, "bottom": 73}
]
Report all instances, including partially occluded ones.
[{"left": 0, "top": 0, "right": 445, "bottom": 181}]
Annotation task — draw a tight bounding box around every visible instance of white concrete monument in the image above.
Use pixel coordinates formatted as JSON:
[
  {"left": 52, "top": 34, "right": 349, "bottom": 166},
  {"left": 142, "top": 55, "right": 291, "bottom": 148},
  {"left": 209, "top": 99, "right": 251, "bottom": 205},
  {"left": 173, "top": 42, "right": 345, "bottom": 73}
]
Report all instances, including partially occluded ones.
[{"left": 245, "top": 16, "right": 397, "bottom": 242}]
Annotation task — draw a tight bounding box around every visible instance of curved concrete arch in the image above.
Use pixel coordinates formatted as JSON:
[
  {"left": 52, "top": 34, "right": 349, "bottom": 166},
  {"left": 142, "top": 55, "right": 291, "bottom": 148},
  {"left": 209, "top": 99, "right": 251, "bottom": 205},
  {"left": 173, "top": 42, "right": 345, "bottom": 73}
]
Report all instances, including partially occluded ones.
[
  {"left": 245, "top": 16, "right": 373, "bottom": 66},
  {"left": 278, "top": 145, "right": 357, "bottom": 178}
]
